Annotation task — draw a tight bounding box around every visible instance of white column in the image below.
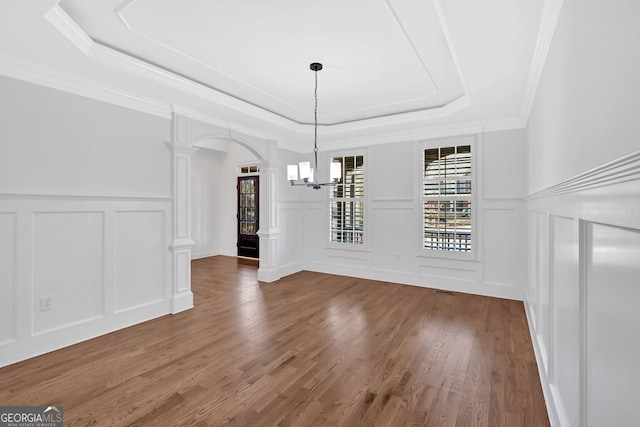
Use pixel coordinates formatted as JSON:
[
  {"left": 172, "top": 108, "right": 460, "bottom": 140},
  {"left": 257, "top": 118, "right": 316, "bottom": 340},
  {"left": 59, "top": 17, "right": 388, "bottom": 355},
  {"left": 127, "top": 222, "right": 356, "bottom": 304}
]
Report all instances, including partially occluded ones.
[
  {"left": 166, "top": 113, "right": 198, "bottom": 313},
  {"left": 256, "top": 161, "right": 281, "bottom": 282}
]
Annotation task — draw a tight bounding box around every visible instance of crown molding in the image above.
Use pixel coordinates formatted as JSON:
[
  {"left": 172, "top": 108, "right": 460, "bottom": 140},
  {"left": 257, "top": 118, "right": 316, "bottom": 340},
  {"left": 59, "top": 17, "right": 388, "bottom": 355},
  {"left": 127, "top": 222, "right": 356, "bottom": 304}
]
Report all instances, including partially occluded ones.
[
  {"left": 521, "top": 0, "right": 564, "bottom": 124},
  {"left": 0, "top": 52, "right": 171, "bottom": 119},
  {"left": 44, "top": 5, "right": 471, "bottom": 133},
  {"left": 170, "top": 105, "right": 284, "bottom": 147},
  {"left": 44, "top": 4, "right": 93, "bottom": 55},
  {"left": 45, "top": 5, "right": 299, "bottom": 130},
  {"left": 527, "top": 148, "right": 640, "bottom": 199},
  {"left": 317, "top": 120, "right": 487, "bottom": 152},
  {"left": 483, "top": 115, "right": 527, "bottom": 133},
  {"left": 1, "top": 3, "right": 564, "bottom": 153}
]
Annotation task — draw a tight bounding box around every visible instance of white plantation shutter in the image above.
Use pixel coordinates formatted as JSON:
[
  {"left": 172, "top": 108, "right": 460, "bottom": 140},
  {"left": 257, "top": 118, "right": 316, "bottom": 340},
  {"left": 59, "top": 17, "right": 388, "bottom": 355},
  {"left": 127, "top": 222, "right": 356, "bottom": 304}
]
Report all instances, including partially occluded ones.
[
  {"left": 330, "top": 155, "right": 364, "bottom": 245},
  {"left": 423, "top": 145, "right": 472, "bottom": 252}
]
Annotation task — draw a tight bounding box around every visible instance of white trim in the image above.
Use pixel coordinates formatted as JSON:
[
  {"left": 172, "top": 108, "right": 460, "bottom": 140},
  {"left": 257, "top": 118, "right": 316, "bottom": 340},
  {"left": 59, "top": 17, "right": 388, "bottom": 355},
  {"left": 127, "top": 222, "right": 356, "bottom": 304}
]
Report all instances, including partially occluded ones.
[
  {"left": 190, "top": 251, "right": 220, "bottom": 260},
  {"left": 47, "top": 5, "right": 472, "bottom": 130},
  {"left": 257, "top": 266, "right": 280, "bottom": 283},
  {"left": 0, "top": 2, "right": 563, "bottom": 154},
  {"left": 39, "top": 3, "right": 555, "bottom": 146},
  {"left": 45, "top": 5, "right": 94, "bottom": 55},
  {"left": 0, "top": 52, "right": 171, "bottom": 119},
  {"left": 170, "top": 238, "right": 195, "bottom": 251},
  {"left": 527, "top": 148, "right": 640, "bottom": 199},
  {"left": 327, "top": 149, "right": 368, "bottom": 250},
  {"left": 417, "top": 135, "right": 477, "bottom": 261},
  {"left": 524, "top": 302, "right": 562, "bottom": 427},
  {"left": 170, "top": 291, "right": 193, "bottom": 314},
  {"left": 483, "top": 116, "right": 527, "bottom": 133},
  {"left": 0, "top": 193, "right": 171, "bottom": 202},
  {"left": 522, "top": 0, "right": 565, "bottom": 123}
]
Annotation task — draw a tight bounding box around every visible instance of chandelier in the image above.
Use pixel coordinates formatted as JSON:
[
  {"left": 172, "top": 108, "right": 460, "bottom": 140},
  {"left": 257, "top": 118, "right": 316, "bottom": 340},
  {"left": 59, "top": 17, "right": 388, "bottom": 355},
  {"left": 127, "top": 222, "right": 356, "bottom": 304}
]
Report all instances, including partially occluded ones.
[{"left": 287, "top": 63, "right": 341, "bottom": 190}]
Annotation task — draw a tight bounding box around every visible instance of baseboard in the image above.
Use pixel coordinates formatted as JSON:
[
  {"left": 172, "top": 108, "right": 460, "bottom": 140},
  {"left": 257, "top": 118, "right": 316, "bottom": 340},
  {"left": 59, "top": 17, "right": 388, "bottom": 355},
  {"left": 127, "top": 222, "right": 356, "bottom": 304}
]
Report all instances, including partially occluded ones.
[
  {"left": 276, "top": 261, "right": 304, "bottom": 279},
  {"left": 171, "top": 291, "right": 194, "bottom": 314},
  {"left": 302, "top": 261, "right": 523, "bottom": 301},
  {"left": 257, "top": 266, "right": 280, "bottom": 283},
  {"left": 191, "top": 250, "right": 220, "bottom": 260},
  {"left": 0, "top": 300, "right": 170, "bottom": 369},
  {"left": 524, "top": 302, "right": 560, "bottom": 427}
]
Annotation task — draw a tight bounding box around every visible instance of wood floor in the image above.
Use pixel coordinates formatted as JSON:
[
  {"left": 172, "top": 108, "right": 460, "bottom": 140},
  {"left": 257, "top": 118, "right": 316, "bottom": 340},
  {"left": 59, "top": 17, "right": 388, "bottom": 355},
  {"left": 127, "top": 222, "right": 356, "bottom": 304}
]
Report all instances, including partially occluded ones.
[{"left": 0, "top": 256, "right": 549, "bottom": 426}]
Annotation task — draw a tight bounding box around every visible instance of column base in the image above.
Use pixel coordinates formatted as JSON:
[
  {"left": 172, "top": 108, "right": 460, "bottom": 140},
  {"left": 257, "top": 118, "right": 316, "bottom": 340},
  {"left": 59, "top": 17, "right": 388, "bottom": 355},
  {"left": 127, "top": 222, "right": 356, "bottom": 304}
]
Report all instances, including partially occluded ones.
[
  {"left": 171, "top": 291, "right": 194, "bottom": 314},
  {"left": 257, "top": 266, "right": 281, "bottom": 283}
]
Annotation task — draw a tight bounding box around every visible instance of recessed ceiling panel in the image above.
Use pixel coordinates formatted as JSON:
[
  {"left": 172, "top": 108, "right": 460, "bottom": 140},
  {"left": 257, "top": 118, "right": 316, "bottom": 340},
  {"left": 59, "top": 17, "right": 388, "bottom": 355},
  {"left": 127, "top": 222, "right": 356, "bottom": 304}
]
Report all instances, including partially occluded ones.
[{"left": 60, "top": 0, "right": 466, "bottom": 124}]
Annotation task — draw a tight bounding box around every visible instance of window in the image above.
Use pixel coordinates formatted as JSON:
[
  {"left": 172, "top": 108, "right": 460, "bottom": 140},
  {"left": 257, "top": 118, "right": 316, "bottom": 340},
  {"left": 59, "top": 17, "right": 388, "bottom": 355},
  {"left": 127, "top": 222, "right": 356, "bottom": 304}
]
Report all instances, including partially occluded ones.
[
  {"left": 330, "top": 155, "right": 364, "bottom": 245},
  {"left": 423, "top": 144, "right": 472, "bottom": 252},
  {"left": 240, "top": 165, "right": 259, "bottom": 174}
]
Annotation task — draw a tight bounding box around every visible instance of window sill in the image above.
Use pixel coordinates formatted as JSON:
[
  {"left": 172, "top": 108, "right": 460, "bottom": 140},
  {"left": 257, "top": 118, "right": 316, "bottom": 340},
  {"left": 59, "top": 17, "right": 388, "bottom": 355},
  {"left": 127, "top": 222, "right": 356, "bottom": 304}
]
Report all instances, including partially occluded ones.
[
  {"left": 326, "top": 244, "right": 370, "bottom": 253},
  {"left": 415, "top": 249, "right": 478, "bottom": 262}
]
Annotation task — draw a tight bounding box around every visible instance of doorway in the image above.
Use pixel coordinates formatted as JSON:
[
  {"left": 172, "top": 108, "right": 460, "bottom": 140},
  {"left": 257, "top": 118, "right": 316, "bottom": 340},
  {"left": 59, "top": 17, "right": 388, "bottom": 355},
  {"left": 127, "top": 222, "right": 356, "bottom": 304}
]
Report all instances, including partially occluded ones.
[{"left": 237, "top": 175, "right": 259, "bottom": 258}]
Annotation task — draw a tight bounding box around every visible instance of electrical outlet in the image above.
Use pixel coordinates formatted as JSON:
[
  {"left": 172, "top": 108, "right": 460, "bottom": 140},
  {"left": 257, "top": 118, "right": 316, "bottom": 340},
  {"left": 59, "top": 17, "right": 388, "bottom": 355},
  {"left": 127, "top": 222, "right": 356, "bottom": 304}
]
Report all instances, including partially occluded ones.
[{"left": 40, "top": 296, "right": 53, "bottom": 312}]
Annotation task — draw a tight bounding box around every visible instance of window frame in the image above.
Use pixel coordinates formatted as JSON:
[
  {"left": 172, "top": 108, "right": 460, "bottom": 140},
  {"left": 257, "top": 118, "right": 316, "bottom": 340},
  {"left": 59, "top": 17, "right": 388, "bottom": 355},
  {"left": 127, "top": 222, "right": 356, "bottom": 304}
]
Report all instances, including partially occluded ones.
[
  {"left": 327, "top": 149, "right": 368, "bottom": 251},
  {"left": 417, "top": 136, "right": 477, "bottom": 261}
]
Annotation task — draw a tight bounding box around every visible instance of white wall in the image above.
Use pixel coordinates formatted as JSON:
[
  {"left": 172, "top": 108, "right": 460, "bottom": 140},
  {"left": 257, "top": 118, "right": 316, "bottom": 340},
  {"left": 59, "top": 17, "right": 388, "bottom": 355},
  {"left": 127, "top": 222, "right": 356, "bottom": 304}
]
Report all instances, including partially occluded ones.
[
  {"left": 525, "top": 1, "right": 640, "bottom": 426},
  {"left": 527, "top": 0, "right": 640, "bottom": 193},
  {"left": 0, "top": 76, "right": 173, "bottom": 368},
  {"left": 294, "top": 129, "right": 527, "bottom": 300},
  {"left": 0, "top": 76, "right": 170, "bottom": 197},
  {"left": 191, "top": 148, "right": 225, "bottom": 258}
]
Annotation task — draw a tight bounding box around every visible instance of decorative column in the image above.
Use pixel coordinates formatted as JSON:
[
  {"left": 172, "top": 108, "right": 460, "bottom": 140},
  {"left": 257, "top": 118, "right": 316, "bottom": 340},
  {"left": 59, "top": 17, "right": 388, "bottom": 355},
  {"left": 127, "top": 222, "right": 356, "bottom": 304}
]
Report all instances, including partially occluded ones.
[
  {"left": 166, "top": 113, "right": 198, "bottom": 313},
  {"left": 256, "top": 151, "right": 281, "bottom": 282}
]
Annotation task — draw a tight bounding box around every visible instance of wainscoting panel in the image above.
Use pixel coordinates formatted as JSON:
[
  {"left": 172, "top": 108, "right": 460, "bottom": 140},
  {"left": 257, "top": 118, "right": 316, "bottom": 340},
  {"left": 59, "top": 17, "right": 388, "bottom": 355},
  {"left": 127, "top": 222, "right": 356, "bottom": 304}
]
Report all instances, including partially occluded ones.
[
  {"left": 114, "top": 211, "right": 166, "bottom": 313},
  {"left": 525, "top": 149, "right": 640, "bottom": 427},
  {"left": 527, "top": 211, "right": 538, "bottom": 329},
  {"left": 0, "top": 195, "right": 172, "bottom": 368},
  {"left": 0, "top": 212, "right": 16, "bottom": 345},
  {"left": 551, "top": 215, "right": 579, "bottom": 427},
  {"left": 33, "top": 211, "right": 105, "bottom": 334},
  {"left": 483, "top": 208, "right": 525, "bottom": 289},
  {"left": 277, "top": 203, "right": 303, "bottom": 275},
  {"left": 585, "top": 222, "right": 640, "bottom": 427},
  {"left": 536, "top": 212, "right": 551, "bottom": 376},
  {"left": 370, "top": 208, "right": 415, "bottom": 273}
]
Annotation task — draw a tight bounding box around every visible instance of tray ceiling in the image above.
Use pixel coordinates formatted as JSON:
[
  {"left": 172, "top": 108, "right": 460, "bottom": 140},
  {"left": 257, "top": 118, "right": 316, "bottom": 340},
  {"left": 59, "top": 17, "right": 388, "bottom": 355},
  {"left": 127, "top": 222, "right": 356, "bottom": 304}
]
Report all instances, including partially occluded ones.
[
  {"left": 60, "top": 0, "right": 466, "bottom": 125},
  {"left": 0, "top": 0, "right": 556, "bottom": 149}
]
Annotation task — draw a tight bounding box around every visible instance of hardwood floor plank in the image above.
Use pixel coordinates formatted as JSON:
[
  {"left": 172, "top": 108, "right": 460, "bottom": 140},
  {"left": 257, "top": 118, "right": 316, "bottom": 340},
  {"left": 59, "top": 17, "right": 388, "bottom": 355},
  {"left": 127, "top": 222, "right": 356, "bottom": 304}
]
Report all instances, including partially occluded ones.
[{"left": 0, "top": 256, "right": 549, "bottom": 426}]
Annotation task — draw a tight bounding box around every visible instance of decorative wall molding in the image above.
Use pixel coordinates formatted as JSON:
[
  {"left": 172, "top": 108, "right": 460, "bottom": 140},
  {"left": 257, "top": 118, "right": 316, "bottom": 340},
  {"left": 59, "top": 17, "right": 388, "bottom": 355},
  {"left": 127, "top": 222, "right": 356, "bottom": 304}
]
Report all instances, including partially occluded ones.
[
  {"left": 45, "top": 4, "right": 94, "bottom": 55},
  {"left": 45, "top": 5, "right": 296, "bottom": 127},
  {"left": 0, "top": 197, "right": 172, "bottom": 368},
  {"left": 524, "top": 303, "right": 562, "bottom": 427},
  {"left": 0, "top": 52, "right": 171, "bottom": 119},
  {"left": 27, "top": 2, "right": 561, "bottom": 153},
  {"left": 483, "top": 115, "right": 527, "bottom": 133},
  {"left": 527, "top": 148, "right": 640, "bottom": 199},
  {"left": 109, "top": 0, "right": 469, "bottom": 126},
  {"left": 525, "top": 148, "right": 640, "bottom": 427},
  {"left": 0, "top": 193, "right": 171, "bottom": 202},
  {"left": 191, "top": 251, "right": 221, "bottom": 260},
  {"left": 522, "top": 0, "right": 565, "bottom": 122}
]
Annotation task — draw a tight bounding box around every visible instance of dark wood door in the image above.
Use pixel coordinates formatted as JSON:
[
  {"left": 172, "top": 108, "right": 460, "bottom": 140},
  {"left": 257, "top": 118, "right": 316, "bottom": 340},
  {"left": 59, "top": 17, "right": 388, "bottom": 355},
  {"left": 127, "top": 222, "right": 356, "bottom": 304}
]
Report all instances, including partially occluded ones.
[{"left": 237, "top": 176, "right": 259, "bottom": 258}]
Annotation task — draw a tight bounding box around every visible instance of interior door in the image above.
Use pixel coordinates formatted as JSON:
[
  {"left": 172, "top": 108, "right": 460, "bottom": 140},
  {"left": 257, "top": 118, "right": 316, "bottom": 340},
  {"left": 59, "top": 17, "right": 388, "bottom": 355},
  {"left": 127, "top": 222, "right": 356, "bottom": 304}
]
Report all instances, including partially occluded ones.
[{"left": 237, "top": 176, "right": 259, "bottom": 258}]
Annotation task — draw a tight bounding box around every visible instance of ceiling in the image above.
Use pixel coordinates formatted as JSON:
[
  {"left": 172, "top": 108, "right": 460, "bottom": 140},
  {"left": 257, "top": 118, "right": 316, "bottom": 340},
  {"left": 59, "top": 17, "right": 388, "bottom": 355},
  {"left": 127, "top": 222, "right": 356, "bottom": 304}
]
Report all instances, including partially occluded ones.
[{"left": 0, "top": 0, "right": 559, "bottom": 151}]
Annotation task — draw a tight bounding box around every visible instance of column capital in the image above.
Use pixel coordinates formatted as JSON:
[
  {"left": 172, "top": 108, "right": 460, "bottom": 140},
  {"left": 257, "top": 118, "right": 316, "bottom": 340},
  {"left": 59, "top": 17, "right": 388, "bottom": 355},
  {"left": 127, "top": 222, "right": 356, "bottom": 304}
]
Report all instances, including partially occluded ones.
[
  {"left": 164, "top": 141, "right": 199, "bottom": 155},
  {"left": 169, "top": 237, "right": 195, "bottom": 251}
]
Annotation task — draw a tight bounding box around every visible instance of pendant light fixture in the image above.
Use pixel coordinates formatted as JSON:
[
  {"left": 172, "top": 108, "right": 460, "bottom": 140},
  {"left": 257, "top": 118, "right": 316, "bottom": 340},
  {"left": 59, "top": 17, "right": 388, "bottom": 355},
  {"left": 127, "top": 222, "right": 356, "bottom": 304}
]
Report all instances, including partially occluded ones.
[{"left": 287, "top": 62, "right": 341, "bottom": 190}]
